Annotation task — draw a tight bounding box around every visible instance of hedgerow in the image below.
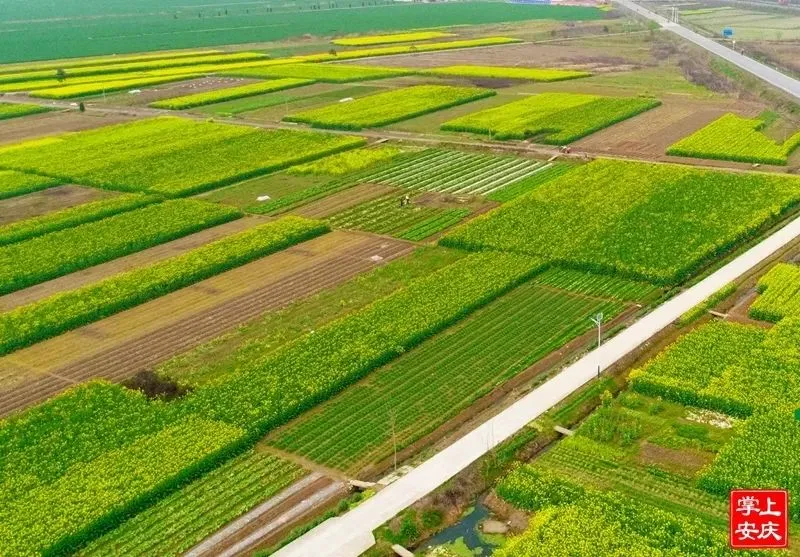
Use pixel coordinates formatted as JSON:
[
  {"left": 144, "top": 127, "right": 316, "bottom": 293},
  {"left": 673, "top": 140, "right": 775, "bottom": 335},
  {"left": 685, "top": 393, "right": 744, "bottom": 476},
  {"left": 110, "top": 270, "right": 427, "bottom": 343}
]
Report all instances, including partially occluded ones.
[
  {"left": 0, "top": 169, "right": 62, "bottom": 199},
  {"left": 284, "top": 85, "right": 495, "bottom": 130},
  {"left": 749, "top": 262, "right": 800, "bottom": 322},
  {"left": 331, "top": 31, "right": 455, "bottom": 46},
  {"left": 287, "top": 146, "right": 403, "bottom": 176},
  {"left": 149, "top": 77, "right": 313, "bottom": 109},
  {"left": 441, "top": 92, "right": 660, "bottom": 142},
  {"left": 31, "top": 74, "right": 204, "bottom": 99},
  {"left": 0, "top": 192, "right": 159, "bottom": 246},
  {"left": 423, "top": 65, "right": 591, "bottom": 82},
  {"left": 0, "top": 199, "right": 241, "bottom": 295},
  {"left": 227, "top": 63, "right": 412, "bottom": 83},
  {"left": 0, "top": 216, "right": 328, "bottom": 354},
  {"left": 0, "top": 52, "right": 266, "bottom": 85},
  {"left": 0, "top": 102, "right": 50, "bottom": 120},
  {"left": 667, "top": 113, "right": 800, "bottom": 166},
  {"left": 441, "top": 159, "right": 800, "bottom": 285}
]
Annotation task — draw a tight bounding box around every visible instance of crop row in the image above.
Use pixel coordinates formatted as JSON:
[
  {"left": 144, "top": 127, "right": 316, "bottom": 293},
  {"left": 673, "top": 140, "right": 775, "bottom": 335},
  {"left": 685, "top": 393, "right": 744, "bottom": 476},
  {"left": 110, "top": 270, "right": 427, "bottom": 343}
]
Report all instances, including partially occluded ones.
[
  {"left": 0, "top": 49, "right": 220, "bottom": 77},
  {"left": 534, "top": 435, "right": 728, "bottom": 526},
  {"left": 441, "top": 159, "right": 800, "bottom": 285},
  {"left": 331, "top": 31, "right": 455, "bottom": 46},
  {"left": 0, "top": 382, "right": 174, "bottom": 507},
  {"left": 530, "top": 267, "right": 658, "bottom": 302},
  {"left": 633, "top": 311, "right": 800, "bottom": 417},
  {"left": 80, "top": 450, "right": 304, "bottom": 556},
  {"left": 31, "top": 74, "right": 204, "bottom": 99},
  {"left": 288, "top": 146, "right": 403, "bottom": 176},
  {"left": 0, "top": 192, "right": 159, "bottom": 246},
  {"left": 628, "top": 321, "right": 765, "bottom": 417},
  {"left": 150, "top": 77, "right": 313, "bottom": 109},
  {"left": 327, "top": 195, "right": 469, "bottom": 240},
  {"left": 182, "top": 252, "right": 546, "bottom": 433},
  {"left": 271, "top": 282, "right": 621, "bottom": 473},
  {"left": 0, "top": 169, "right": 62, "bottom": 199},
  {"left": 0, "top": 51, "right": 266, "bottom": 85},
  {"left": 0, "top": 415, "right": 246, "bottom": 556},
  {"left": 749, "top": 262, "right": 800, "bottom": 322},
  {"left": 399, "top": 209, "right": 471, "bottom": 241},
  {"left": 0, "top": 199, "right": 240, "bottom": 296},
  {"left": 486, "top": 162, "right": 574, "bottom": 202},
  {"left": 424, "top": 64, "right": 591, "bottom": 82},
  {"left": 495, "top": 468, "right": 744, "bottom": 556},
  {"left": 442, "top": 92, "right": 660, "bottom": 142},
  {"left": 667, "top": 113, "right": 800, "bottom": 166},
  {"left": 355, "top": 148, "right": 546, "bottom": 196},
  {"left": 228, "top": 63, "right": 412, "bottom": 83},
  {"left": 247, "top": 150, "right": 424, "bottom": 214},
  {"left": 285, "top": 85, "right": 495, "bottom": 130},
  {"left": 2, "top": 38, "right": 520, "bottom": 96},
  {"left": 0, "top": 216, "right": 328, "bottom": 355},
  {"left": 0, "top": 116, "right": 365, "bottom": 196},
  {"left": 0, "top": 102, "right": 50, "bottom": 120},
  {"left": 699, "top": 410, "right": 800, "bottom": 521}
]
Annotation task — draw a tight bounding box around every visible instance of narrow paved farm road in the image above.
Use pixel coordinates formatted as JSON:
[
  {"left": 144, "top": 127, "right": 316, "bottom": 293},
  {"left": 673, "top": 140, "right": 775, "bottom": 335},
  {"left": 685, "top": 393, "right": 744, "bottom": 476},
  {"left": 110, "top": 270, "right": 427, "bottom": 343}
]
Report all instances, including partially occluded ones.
[
  {"left": 275, "top": 215, "right": 800, "bottom": 556},
  {"left": 615, "top": 0, "right": 800, "bottom": 100}
]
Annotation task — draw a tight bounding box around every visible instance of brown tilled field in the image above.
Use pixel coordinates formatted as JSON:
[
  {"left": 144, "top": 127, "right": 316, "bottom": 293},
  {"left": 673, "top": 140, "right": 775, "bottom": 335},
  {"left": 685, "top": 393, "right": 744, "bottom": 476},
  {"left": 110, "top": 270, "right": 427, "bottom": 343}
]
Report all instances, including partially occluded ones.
[
  {"left": 0, "top": 216, "right": 271, "bottom": 311},
  {"left": 102, "top": 76, "right": 260, "bottom": 106},
  {"left": 342, "top": 42, "right": 643, "bottom": 73},
  {"left": 0, "top": 110, "right": 135, "bottom": 145},
  {"left": 574, "top": 98, "right": 764, "bottom": 160},
  {"left": 0, "top": 185, "right": 118, "bottom": 225},
  {"left": 0, "top": 231, "right": 413, "bottom": 416}
]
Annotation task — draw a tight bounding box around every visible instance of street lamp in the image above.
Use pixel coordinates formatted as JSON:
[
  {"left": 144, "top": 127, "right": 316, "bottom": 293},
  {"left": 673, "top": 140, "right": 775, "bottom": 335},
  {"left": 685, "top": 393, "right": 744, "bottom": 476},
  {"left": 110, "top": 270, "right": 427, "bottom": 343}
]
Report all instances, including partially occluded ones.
[{"left": 590, "top": 312, "right": 603, "bottom": 377}]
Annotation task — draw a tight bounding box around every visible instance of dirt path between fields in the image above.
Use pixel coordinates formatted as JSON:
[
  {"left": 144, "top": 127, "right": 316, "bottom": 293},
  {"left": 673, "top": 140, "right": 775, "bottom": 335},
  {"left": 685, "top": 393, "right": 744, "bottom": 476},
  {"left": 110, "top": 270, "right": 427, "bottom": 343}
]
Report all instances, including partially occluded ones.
[
  {"left": 0, "top": 232, "right": 413, "bottom": 416},
  {"left": 0, "top": 216, "right": 271, "bottom": 310},
  {"left": 186, "top": 472, "right": 347, "bottom": 557}
]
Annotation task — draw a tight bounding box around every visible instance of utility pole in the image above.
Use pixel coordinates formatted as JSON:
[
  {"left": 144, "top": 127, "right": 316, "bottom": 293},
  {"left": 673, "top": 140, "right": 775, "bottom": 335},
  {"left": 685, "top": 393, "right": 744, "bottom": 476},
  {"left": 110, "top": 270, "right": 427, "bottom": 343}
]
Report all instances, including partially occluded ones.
[{"left": 389, "top": 409, "right": 397, "bottom": 473}]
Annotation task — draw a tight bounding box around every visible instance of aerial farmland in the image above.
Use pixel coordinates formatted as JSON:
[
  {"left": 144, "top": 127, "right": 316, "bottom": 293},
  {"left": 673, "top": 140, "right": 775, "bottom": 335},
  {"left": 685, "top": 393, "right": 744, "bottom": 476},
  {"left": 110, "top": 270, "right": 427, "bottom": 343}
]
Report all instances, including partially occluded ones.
[{"left": 1, "top": 0, "right": 800, "bottom": 556}]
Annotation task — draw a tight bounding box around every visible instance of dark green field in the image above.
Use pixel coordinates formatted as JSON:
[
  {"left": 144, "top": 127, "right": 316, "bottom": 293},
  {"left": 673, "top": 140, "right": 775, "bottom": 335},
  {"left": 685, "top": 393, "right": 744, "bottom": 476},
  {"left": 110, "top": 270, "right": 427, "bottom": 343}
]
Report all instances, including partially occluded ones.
[{"left": 0, "top": 2, "right": 603, "bottom": 64}]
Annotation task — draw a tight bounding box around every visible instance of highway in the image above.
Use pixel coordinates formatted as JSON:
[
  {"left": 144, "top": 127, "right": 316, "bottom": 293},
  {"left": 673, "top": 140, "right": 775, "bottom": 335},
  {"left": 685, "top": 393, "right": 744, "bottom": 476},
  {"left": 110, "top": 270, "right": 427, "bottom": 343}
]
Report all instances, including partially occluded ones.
[{"left": 614, "top": 0, "right": 800, "bottom": 101}]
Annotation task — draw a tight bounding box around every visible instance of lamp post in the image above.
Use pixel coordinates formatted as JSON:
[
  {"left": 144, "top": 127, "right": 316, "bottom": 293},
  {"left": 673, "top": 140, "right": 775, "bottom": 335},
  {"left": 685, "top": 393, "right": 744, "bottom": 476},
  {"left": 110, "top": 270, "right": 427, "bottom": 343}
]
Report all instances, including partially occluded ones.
[{"left": 590, "top": 312, "right": 603, "bottom": 377}]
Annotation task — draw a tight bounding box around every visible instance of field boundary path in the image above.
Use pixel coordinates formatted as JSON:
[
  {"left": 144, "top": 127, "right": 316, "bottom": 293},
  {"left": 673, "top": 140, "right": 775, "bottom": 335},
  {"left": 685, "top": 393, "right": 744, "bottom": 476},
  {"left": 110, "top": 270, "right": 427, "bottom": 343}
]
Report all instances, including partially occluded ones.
[
  {"left": 0, "top": 233, "right": 413, "bottom": 417},
  {"left": 186, "top": 472, "right": 347, "bottom": 557},
  {"left": 615, "top": 0, "right": 800, "bottom": 100},
  {"left": 274, "top": 212, "right": 800, "bottom": 555}
]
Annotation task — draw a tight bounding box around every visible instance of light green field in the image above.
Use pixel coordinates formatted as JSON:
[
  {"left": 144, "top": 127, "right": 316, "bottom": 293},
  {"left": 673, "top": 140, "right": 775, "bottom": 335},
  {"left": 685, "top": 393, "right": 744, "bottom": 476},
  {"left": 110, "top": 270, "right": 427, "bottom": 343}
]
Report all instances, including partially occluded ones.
[{"left": 684, "top": 8, "right": 800, "bottom": 41}]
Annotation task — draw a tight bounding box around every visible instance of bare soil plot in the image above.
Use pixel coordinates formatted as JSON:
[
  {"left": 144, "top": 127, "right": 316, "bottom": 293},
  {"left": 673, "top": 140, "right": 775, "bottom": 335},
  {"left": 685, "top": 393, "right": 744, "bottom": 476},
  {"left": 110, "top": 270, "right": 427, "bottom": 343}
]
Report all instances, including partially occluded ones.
[
  {"left": 0, "top": 216, "right": 270, "bottom": 310},
  {"left": 99, "top": 76, "right": 260, "bottom": 107},
  {"left": 0, "top": 232, "right": 413, "bottom": 415},
  {"left": 292, "top": 184, "right": 397, "bottom": 219},
  {"left": 573, "top": 98, "right": 763, "bottom": 159},
  {"left": 744, "top": 41, "right": 800, "bottom": 75},
  {"left": 344, "top": 41, "right": 644, "bottom": 73},
  {"left": 0, "top": 184, "right": 117, "bottom": 225},
  {"left": 0, "top": 110, "right": 134, "bottom": 146}
]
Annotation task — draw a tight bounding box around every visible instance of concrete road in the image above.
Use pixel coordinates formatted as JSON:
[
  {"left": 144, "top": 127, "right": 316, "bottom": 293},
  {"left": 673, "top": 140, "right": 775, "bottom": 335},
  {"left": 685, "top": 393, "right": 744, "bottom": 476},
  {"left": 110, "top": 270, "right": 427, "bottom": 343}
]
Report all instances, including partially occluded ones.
[
  {"left": 614, "top": 0, "right": 800, "bottom": 101},
  {"left": 275, "top": 213, "right": 800, "bottom": 556}
]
